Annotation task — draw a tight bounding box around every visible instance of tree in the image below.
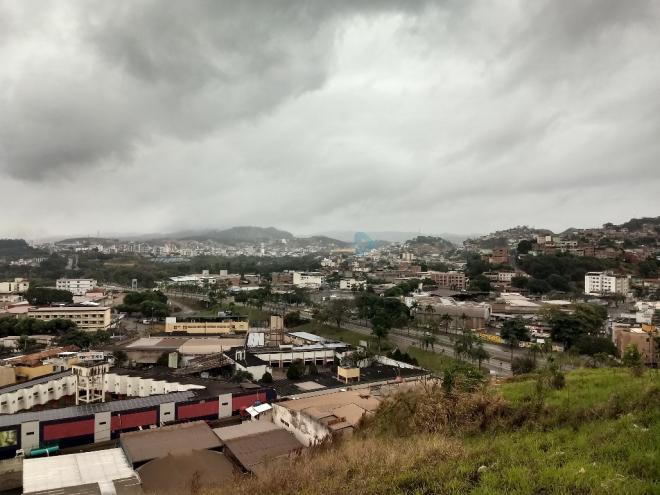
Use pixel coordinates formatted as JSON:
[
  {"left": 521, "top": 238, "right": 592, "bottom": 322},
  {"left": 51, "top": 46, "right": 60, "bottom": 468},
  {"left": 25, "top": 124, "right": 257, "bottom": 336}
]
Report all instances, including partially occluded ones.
[
  {"left": 439, "top": 313, "right": 452, "bottom": 334},
  {"left": 231, "top": 370, "right": 254, "bottom": 383},
  {"left": 453, "top": 330, "right": 475, "bottom": 360},
  {"left": 260, "top": 371, "right": 273, "bottom": 383},
  {"left": 468, "top": 275, "right": 491, "bottom": 292},
  {"left": 112, "top": 350, "right": 128, "bottom": 367},
  {"left": 511, "top": 276, "right": 529, "bottom": 289},
  {"left": 516, "top": 239, "right": 534, "bottom": 254},
  {"left": 312, "top": 307, "right": 329, "bottom": 325},
  {"left": 622, "top": 344, "right": 643, "bottom": 375},
  {"left": 371, "top": 311, "right": 391, "bottom": 353},
  {"left": 286, "top": 359, "right": 305, "bottom": 380},
  {"left": 327, "top": 298, "right": 352, "bottom": 329},
  {"left": 500, "top": 318, "right": 529, "bottom": 360},
  {"left": 25, "top": 287, "right": 73, "bottom": 305},
  {"left": 421, "top": 332, "right": 436, "bottom": 350},
  {"left": 527, "top": 278, "right": 551, "bottom": 294},
  {"left": 470, "top": 342, "right": 491, "bottom": 369}
]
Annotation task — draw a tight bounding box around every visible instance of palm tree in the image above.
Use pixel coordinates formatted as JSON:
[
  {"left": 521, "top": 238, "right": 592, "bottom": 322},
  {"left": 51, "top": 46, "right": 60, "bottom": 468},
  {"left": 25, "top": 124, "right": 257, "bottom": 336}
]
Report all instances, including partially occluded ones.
[
  {"left": 529, "top": 343, "right": 542, "bottom": 366},
  {"left": 439, "top": 314, "right": 452, "bottom": 335}
]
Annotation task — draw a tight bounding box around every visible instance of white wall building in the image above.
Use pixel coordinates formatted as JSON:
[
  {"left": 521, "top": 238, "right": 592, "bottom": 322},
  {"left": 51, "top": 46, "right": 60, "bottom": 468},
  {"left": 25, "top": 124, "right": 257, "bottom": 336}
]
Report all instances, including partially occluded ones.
[
  {"left": 56, "top": 278, "right": 98, "bottom": 296},
  {"left": 0, "top": 278, "right": 29, "bottom": 294},
  {"left": 584, "top": 272, "right": 630, "bottom": 296},
  {"left": 292, "top": 272, "right": 325, "bottom": 288}
]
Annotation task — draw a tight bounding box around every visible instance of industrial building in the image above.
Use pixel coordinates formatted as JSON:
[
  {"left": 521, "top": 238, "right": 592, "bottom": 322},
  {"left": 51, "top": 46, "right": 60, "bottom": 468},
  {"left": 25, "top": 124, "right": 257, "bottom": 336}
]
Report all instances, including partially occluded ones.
[
  {"left": 164, "top": 315, "right": 249, "bottom": 334},
  {"left": 0, "top": 367, "right": 275, "bottom": 459}
]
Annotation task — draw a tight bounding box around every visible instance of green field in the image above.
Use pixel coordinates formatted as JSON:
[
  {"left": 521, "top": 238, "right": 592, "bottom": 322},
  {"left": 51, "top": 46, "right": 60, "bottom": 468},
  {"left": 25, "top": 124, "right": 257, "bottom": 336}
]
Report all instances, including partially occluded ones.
[
  {"left": 407, "top": 346, "right": 468, "bottom": 373},
  {"left": 294, "top": 321, "right": 370, "bottom": 347}
]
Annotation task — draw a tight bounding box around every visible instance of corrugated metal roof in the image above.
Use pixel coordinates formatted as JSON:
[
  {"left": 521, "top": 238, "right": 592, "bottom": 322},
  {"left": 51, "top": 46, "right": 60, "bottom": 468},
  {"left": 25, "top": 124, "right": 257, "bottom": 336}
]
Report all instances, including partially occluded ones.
[
  {"left": 225, "top": 429, "right": 303, "bottom": 472},
  {"left": 120, "top": 421, "right": 222, "bottom": 464}
]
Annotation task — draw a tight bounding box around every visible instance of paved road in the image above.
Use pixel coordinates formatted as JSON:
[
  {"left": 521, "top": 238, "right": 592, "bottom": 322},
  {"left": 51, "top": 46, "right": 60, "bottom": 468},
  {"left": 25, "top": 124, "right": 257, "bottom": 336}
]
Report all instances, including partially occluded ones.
[{"left": 341, "top": 321, "right": 512, "bottom": 376}]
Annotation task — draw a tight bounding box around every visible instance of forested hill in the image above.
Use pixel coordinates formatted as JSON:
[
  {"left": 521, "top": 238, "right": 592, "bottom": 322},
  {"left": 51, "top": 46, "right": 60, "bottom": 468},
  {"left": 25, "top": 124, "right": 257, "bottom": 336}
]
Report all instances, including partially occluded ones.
[{"left": 0, "top": 239, "right": 45, "bottom": 259}]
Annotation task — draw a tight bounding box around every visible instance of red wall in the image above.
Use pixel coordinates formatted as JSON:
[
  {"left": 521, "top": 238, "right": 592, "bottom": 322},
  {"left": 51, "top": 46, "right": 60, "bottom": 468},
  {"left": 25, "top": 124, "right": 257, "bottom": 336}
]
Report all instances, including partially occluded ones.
[
  {"left": 177, "top": 400, "right": 218, "bottom": 420},
  {"left": 232, "top": 391, "right": 268, "bottom": 412},
  {"left": 43, "top": 419, "right": 94, "bottom": 441},
  {"left": 111, "top": 410, "right": 157, "bottom": 432}
]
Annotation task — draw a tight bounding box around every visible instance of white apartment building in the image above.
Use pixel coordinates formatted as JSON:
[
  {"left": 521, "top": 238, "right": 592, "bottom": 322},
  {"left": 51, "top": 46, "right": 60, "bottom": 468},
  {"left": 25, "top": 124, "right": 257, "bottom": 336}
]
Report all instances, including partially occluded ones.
[
  {"left": 339, "top": 278, "right": 366, "bottom": 290},
  {"left": 0, "top": 278, "right": 30, "bottom": 294},
  {"left": 584, "top": 272, "right": 630, "bottom": 296},
  {"left": 56, "top": 278, "right": 98, "bottom": 296},
  {"left": 292, "top": 272, "right": 325, "bottom": 288}
]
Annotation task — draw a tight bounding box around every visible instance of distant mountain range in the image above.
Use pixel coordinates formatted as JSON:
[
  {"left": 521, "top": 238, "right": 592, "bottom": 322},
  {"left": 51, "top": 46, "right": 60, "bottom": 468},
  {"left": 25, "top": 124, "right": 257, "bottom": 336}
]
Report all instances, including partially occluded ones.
[
  {"left": 55, "top": 226, "right": 351, "bottom": 248},
  {"left": 317, "top": 230, "right": 475, "bottom": 245}
]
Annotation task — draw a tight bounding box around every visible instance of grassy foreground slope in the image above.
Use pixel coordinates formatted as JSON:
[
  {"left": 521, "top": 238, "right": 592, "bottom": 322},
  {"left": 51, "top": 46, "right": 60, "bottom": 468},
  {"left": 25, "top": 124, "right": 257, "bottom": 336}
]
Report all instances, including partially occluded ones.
[{"left": 207, "top": 369, "right": 659, "bottom": 495}]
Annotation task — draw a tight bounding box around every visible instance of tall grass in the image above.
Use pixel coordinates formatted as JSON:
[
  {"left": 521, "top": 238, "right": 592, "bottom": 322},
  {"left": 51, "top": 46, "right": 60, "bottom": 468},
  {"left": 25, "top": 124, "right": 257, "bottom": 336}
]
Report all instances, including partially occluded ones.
[{"left": 200, "top": 368, "right": 659, "bottom": 495}]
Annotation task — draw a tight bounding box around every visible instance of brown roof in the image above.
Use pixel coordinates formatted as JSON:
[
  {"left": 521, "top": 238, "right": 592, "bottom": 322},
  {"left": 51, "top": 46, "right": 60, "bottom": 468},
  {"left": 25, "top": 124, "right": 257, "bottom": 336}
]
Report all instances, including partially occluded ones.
[
  {"left": 3, "top": 346, "right": 79, "bottom": 367},
  {"left": 137, "top": 450, "right": 234, "bottom": 494},
  {"left": 225, "top": 429, "right": 303, "bottom": 474},
  {"left": 120, "top": 421, "right": 222, "bottom": 464}
]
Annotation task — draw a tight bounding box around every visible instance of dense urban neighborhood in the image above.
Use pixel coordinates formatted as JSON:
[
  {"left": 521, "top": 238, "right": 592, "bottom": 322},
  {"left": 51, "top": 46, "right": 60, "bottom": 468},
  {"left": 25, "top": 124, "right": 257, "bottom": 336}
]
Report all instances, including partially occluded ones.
[{"left": 0, "top": 216, "right": 658, "bottom": 493}]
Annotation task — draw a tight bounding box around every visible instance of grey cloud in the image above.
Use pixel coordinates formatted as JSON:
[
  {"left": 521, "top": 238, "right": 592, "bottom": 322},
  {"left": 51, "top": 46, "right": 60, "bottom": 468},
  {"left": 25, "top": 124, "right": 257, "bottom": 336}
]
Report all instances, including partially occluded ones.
[
  {"left": 0, "top": 1, "right": 437, "bottom": 181},
  {"left": 0, "top": 0, "right": 659, "bottom": 238}
]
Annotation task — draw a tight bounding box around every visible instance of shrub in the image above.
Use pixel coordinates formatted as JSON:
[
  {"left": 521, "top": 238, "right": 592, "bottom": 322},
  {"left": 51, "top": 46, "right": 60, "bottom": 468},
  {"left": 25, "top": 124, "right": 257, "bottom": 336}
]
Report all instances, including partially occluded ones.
[
  {"left": 511, "top": 356, "right": 536, "bottom": 375},
  {"left": 287, "top": 359, "right": 305, "bottom": 380},
  {"left": 260, "top": 371, "right": 273, "bottom": 383}
]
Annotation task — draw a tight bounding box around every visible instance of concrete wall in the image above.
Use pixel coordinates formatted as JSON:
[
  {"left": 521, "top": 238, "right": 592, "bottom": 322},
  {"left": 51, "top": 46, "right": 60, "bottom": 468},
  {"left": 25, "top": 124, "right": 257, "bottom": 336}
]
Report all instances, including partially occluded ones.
[
  {"left": 271, "top": 404, "right": 330, "bottom": 447},
  {"left": 0, "top": 375, "right": 77, "bottom": 414},
  {"left": 94, "top": 411, "right": 111, "bottom": 442},
  {"left": 20, "top": 421, "right": 39, "bottom": 452},
  {"left": 218, "top": 393, "right": 232, "bottom": 418},
  {"left": 159, "top": 402, "right": 175, "bottom": 424},
  {"left": 0, "top": 366, "right": 16, "bottom": 387}
]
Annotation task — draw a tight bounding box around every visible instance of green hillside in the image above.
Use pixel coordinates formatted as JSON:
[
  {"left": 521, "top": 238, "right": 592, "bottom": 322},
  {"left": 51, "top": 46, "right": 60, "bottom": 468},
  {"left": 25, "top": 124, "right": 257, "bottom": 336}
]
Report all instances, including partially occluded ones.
[{"left": 208, "top": 368, "right": 659, "bottom": 495}]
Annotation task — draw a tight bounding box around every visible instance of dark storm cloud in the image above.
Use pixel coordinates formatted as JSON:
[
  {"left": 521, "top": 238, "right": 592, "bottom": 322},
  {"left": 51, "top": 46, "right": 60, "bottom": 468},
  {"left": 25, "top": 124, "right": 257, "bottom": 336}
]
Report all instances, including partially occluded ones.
[
  {"left": 0, "top": 0, "right": 437, "bottom": 180},
  {"left": 0, "top": 0, "right": 659, "bottom": 238}
]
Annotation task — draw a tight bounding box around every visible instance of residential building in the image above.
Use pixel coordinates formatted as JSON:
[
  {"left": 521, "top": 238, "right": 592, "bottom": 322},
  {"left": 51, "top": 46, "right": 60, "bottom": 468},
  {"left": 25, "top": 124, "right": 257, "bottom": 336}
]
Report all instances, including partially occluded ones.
[
  {"left": 423, "top": 271, "right": 466, "bottom": 290},
  {"left": 271, "top": 272, "right": 294, "bottom": 285},
  {"left": 27, "top": 306, "right": 111, "bottom": 331},
  {"left": 164, "top": 315, "right": 249, "bottom": 335},
  {"left": 56, "top": 278, "right": 97, "bottom": 296},
  {"left": 339, "top": 278, "right": 366, "bottom": 290},
  {"left": 584, "top": 272, "right": 630, "bottom": 296},
  {"left": 0, "top": 278, "right": 29, "bottom": 294},
  {"left": 612, "top": 323, "right": 659, "bottom": 367},
  {"left": 491, "top": 247, "right": 509, "bottom": 265},
  {"left": 292, "top": 271, "right": 325, "bottom": 288}
]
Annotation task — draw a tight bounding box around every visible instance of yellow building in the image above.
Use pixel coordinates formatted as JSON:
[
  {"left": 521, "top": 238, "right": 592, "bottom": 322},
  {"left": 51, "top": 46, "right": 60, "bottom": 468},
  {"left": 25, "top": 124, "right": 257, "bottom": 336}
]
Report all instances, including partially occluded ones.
[
  {"left": 27, "top": 306, "right": 111, "bottom": 331},
  {"left": 164, "top": 315, "right": 249, "bottom": 335}
]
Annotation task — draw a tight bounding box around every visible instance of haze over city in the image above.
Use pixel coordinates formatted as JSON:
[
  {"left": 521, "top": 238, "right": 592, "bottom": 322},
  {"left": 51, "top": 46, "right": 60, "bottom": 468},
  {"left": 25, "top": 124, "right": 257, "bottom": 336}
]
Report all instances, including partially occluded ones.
[{"left": 2, "top": 1, "right": 660, "bottom": 239}]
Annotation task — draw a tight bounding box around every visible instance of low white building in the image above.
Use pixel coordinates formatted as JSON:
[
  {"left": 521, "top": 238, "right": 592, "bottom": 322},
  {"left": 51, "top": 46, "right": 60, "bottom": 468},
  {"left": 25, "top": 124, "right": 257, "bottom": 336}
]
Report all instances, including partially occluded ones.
[
  {"left": 292, "top": 272, "right": 325, "bottom": 288},
  {"left": 584, "top": 272, "right": 630, "bottom": 296},
  {"left": 339, "top": 278, "right": 366, "bottom": 290},
  {"left": 56, "top": 278, "right": 98, "bottom": 296},
  {"left": 0, "top": 278, "right": 29, "bottom": 294}
]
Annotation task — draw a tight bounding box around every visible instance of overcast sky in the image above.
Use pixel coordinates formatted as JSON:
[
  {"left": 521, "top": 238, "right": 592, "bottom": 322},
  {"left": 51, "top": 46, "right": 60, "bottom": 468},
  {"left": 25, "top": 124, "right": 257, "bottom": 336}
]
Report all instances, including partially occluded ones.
[{"left": 1, "top": 1, "right": 659, "bottom": 240}]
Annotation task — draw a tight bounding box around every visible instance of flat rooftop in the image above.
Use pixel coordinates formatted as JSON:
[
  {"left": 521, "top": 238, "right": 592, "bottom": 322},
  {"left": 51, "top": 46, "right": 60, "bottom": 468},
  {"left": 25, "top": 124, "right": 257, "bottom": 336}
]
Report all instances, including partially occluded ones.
[
  {"left": 22, "top": 448, "right": 140, "bottom": 495},
  {"left": 28, "top": 306, "right": 110, "bottom": 312},
  {"left": 169, "top": 315, "right": 248, "bottom": 322}
]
